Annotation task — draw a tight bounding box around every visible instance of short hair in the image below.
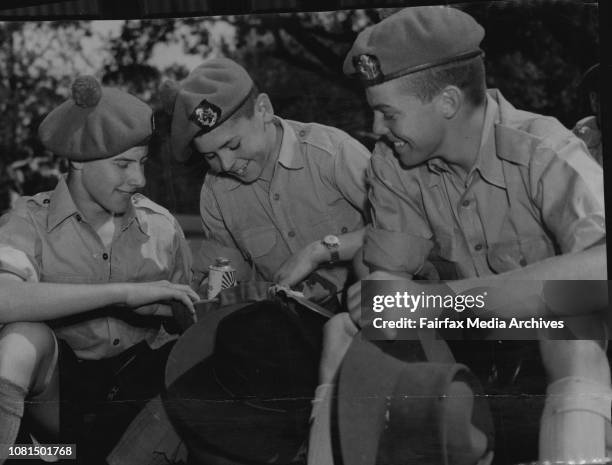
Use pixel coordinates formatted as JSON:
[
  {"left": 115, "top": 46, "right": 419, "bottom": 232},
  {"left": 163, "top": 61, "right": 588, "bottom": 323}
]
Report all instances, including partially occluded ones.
[
  {"left": 228, "top": 84, "right": 260, "bottom": 121},
  {"left": 397, "top": 56, "right": 486, "bottom": 107}
]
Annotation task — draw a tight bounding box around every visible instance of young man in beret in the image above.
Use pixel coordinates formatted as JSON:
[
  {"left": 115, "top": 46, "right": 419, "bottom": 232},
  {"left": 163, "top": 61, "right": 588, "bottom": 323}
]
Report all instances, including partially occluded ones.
[
  {"left": 0, "top": 76, "right": 198, "bottom": 463},
  {"left": 343, "top": 6, "right": 609, "bottom": 463},
  {"left": 162, "top": 58, "right": 370, "bottom": 303}
]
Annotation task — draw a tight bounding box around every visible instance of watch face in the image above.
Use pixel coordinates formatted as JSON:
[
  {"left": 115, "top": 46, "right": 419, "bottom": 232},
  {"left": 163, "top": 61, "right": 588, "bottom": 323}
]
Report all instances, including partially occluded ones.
[{"left": 324, "top": 235, "right": 340, "bottom": 247}]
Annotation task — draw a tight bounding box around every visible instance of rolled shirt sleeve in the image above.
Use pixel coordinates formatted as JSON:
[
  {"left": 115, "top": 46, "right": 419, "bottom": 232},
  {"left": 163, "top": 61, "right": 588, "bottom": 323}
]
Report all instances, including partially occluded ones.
[
  {"left": 329, "top": 136, "right": 371, "bottom": 213},
  {"left": 531, "top": 130, "right": 605, "bottom": 253},
  {"left": 0, "top": 207, "right": 40, "bottom": 282},
  {"left": 364, "top": 143, "right": 434, "bottom": 274}
]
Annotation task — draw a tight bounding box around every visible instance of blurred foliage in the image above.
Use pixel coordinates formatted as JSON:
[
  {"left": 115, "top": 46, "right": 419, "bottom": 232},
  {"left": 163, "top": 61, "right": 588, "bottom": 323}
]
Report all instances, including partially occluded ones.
[{"left": 0, "top": 0, "right": 600, "bottom": 217}]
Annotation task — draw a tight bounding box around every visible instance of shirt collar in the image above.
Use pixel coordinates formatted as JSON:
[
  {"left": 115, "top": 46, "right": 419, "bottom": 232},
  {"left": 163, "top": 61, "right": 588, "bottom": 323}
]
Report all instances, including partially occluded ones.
[
  {"left": 47, "top": 176, "right": 148, "bottom": 237},
  {"left": 471, "top": 93, "right": 505, "bottom": 189},
  {"left": 276, "top": 117, "right": 304, "bottom": 170},
  {"left": 47, "top": 176, "right": 80, "bottom": 232},
  {"left": 124, "top": 199, "right": 149, "bottom": 237}
]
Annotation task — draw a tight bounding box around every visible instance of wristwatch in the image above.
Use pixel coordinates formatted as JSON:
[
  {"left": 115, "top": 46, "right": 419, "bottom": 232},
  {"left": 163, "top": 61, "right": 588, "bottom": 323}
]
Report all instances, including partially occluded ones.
[{"left": 321, "top": 235, "right": 340, "bottom": 264}]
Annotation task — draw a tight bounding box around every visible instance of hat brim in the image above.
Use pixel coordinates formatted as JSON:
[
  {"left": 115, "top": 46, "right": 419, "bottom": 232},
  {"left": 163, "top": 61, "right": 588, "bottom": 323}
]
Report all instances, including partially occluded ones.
[
  {"left": 337, "top": 335, "right": 493, "bottom": 465},
  {"left": 165, "top": 354, "right": 311, "bottom": 464}
]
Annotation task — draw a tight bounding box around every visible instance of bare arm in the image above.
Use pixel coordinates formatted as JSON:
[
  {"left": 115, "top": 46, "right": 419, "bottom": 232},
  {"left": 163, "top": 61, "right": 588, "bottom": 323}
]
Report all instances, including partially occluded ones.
[
  {"left": 0, "top": 274, "right": 199, "bottom": 323},
  {"left": 274, "top": 228, "right": 365, "bottom": 287}
]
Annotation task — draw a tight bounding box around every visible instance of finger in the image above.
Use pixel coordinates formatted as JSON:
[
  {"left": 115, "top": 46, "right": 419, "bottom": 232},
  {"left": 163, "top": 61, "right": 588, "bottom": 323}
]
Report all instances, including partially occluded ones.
[
  {"left": 175, "top": 291, "right": 196, "bottom": 317},
  {"left": 171, "top": 284, "right": 200, "bottom": 302}
]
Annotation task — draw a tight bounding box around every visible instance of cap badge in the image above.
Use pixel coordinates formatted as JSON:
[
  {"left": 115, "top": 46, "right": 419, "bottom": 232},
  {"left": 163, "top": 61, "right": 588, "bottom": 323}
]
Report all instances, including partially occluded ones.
[
  {"left": 190, "top": 99, "right": 222, "bottom": 131},
  {"left": 354, "top": 54, "right": 383, "bottom": 82}
]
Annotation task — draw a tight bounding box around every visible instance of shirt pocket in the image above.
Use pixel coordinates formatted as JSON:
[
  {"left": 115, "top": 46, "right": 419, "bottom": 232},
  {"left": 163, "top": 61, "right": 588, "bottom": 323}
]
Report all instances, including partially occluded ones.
[
  {"left": 487, "top": 235, "right": 555, "bottom": 273},
  {"left": 238, "top": 225, "right": 278, "bottom": 259}
]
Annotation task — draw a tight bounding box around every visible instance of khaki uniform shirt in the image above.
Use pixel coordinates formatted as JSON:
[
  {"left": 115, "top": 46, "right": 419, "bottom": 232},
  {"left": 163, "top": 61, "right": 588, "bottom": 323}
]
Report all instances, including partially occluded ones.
[
  {"left": 197, "top": 118, "right": 370, "bottom": 290},
  {"left": 364, "top": 90, "right": 605, "bottom": 278},
  {"left": 0, "top": 177, "right": 192, "bottom": 359}
]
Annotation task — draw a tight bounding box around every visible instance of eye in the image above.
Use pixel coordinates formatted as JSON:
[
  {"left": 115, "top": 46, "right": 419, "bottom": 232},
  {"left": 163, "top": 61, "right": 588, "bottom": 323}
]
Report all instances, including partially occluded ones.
[
  {"left": 115, "top": 161, "right": 129, "bottom": 169},
  {"left": 383, "top": 112, "right": 397, "bottom": 121},
  {"left": 229, "top": 142, "right": 241, "bottom": 151},
  {"left": 203, "top": 153, "right": 216, "bottom": 161}
]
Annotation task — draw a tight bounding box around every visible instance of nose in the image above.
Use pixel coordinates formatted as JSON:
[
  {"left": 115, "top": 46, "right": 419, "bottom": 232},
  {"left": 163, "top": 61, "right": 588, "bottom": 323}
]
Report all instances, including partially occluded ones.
[
  {"left": 217, "top": 150, "right": 236, "bottom": 172},
  {"left": 372, "top": 112, "right": 389, "bottom": 137},
  {"left": 128, "top": 163, "right": 146, "bottom": 189}
]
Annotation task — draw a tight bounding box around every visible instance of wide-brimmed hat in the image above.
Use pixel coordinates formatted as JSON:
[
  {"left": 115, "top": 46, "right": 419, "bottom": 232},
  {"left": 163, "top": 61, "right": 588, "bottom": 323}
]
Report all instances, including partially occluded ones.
[
  {"left": 337, "top": 335, "right": 494, "bottom": 465},
  {"left": 164, "top": 298, "right": 323, "bottom": 465}
]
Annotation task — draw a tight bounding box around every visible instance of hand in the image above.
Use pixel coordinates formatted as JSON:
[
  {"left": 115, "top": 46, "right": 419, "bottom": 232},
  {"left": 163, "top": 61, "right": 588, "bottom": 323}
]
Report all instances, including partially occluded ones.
[
  {"left": 135, "top": 303, "right": 173, "bottom": 317},
  {"left": 274, "top": 242, "right": 326, "bottom": 288},
  {"left": 319, "top": 313, "right": 359, "bottom": 384},
  {"left": 122, "top": 281, "right": 200, "bottom": 318}
]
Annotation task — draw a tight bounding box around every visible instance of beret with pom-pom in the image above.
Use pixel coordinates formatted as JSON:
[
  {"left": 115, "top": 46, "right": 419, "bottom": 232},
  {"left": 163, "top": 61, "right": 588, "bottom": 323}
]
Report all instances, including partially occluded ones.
[{"left": 38, "top": 75, "right": 153, "bottom": 161}]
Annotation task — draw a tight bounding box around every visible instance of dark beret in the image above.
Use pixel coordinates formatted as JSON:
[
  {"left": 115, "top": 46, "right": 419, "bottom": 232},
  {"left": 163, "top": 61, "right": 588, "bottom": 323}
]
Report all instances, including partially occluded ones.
[
  {"left": 343, "top": 6, "right": 484, "bottom": 87},
  {"left": 162, "top": 58, "right": 254, "bottom": 162}
]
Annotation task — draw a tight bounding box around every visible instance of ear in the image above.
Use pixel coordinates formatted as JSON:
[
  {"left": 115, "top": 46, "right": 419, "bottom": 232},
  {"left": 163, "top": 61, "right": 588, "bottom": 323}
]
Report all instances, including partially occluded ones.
[
  {"left": 436, "top": 85, "right": 463, "bottom": 119},
  {"left": 255, "top": 93, "right": 275, "bottom": 123}
]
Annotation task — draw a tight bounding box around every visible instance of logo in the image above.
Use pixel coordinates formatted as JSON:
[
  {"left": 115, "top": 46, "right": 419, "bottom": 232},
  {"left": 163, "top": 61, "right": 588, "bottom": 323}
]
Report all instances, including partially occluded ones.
[
  {"left": 189, "top": 99, "right": 222, "bottom": 132},
  {"left": 353, "top": 54, "right": 383, "bottom": 82}
]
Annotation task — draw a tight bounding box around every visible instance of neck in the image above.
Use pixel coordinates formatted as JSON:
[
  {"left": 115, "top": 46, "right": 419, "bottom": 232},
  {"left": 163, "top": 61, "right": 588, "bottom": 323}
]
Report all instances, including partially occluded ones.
[
  {"left": 67, "top": 172, "right": 117, "bottom": 229},
  {"left": 441, "top": 102, "right": 487, "bottom": 182}
]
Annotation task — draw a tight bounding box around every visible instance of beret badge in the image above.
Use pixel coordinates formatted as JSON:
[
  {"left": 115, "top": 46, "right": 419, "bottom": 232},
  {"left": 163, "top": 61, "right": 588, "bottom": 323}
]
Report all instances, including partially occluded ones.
[
  {"left": 354, "top": 54, "right": 383, "bottom": 84},
  {"left": 190, "top": 99, "right": 222, "bottom": 134}
]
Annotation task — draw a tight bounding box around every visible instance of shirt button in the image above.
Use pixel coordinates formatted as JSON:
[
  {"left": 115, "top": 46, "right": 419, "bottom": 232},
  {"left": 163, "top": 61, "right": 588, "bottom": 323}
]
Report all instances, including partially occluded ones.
[
  {"left": 102, "top": 253, "right": 109, "bottom": 260},
  {"left": 76, "top": 214, "right": 82, "bottom": 222},
  {"left": 461, "top": 199, "right": 470, "bottom": 207},
  {"left": 273, "top": 193, "right": 280, "bottom": 200},
  {"left": 474, "top": 243, "right": 483, "bottom": 251},
  {"left": 288, "top": 231, "right": 296, "bottom": 238},
  {"left": 112, "top": 338, "right": 120, "bottom": 346},
  {"left": 519, "top": 257, "right": 528, "bottom": 266},
  {"left": 43, "top": 198, "right": 50, "bottom": 205},
  {"left": 299, "top": 130, "right": 306, "bottom": 137},
  {"left": 341, "top": 227, "right": 348, "bottom": 234}
]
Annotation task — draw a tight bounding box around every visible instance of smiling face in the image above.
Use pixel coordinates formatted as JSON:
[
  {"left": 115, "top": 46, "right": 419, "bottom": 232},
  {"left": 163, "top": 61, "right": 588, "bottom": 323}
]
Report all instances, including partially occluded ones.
[
  {"left": 77, "top": 145, "right": 148, "bottom": 215},
  {"left": 192, "top": 94, "right": 276, "bottom": 184},
  {"left": 366, "top": 79, "right": 447, "bottom": 168}
]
